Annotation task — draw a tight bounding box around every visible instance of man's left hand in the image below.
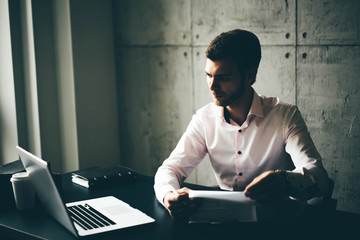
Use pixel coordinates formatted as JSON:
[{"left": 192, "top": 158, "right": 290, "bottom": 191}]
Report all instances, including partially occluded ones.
[{"left": 244, "top": 170, "right": 288, "bottom": 202}]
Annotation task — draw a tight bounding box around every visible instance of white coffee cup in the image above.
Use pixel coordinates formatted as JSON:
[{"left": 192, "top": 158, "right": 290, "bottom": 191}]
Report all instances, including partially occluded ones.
[{"left": 10, "top": 172, "right": 35, "bottom": 210}]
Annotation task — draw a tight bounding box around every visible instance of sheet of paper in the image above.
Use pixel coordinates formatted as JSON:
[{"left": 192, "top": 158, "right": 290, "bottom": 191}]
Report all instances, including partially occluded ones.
[
  {"left": 189, "top": 190, "right": 255, "bottom": 203},
  {"left": 188, "top": 190, "right": 257, "bottom": 223}
]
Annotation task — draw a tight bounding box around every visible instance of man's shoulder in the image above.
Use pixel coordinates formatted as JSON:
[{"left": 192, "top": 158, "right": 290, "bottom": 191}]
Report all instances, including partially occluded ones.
[{"left": 259, "top": 95, "right": 298, "bottom": 115}]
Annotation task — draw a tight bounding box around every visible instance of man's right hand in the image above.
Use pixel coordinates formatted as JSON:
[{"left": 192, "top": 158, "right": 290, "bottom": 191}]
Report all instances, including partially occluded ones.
[{"left": 163, "top": 187, "right": 198, "bottom": 220}]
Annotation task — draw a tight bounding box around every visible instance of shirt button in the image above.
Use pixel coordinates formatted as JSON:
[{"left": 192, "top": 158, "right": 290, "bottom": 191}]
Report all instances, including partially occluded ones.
[
  {"left": 238, "top": 129, "right": 242, "bottom": 133},
  {"left": 238, "top": 172, "right": 243, "bottom": 176},
  {"left": 238, "top": 151, "right": 242, "bottom": 155}
]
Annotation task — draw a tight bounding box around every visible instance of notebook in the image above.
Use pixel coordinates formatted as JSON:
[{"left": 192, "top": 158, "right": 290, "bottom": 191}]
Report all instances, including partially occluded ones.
[{"left": 16, "top": 146, "right": 155, "bottom": 237}]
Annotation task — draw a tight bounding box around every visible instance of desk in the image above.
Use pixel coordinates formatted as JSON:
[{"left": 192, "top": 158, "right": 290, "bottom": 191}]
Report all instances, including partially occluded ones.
[{"left": 0, "top": 173, "right": 359, "bottom": 240}]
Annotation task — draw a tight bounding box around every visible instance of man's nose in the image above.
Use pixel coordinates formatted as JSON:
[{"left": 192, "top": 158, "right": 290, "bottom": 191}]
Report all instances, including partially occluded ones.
[{"left": 208, "top": 77, "right": 218, "bottom": 90}]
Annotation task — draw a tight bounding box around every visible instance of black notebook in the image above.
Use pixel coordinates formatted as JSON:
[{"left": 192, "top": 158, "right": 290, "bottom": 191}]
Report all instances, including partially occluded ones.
[{"left": 71, "top": 165, "right": 139, "bottom": 189}]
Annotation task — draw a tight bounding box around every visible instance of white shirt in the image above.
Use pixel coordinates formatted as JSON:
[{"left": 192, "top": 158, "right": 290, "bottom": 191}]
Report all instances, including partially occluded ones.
[{"left": 154, "top": 90, "right": 329, "bottom": 204}]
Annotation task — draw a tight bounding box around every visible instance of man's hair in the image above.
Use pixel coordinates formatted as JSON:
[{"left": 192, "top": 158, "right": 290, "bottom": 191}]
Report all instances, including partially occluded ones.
[{"left": 206, "top": 29, "right": 261, "bottom": 74}]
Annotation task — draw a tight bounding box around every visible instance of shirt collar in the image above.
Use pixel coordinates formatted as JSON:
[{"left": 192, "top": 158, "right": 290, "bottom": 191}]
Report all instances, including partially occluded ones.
[{"left": 248, "top": 89, "right": 264, "bottom": 118}]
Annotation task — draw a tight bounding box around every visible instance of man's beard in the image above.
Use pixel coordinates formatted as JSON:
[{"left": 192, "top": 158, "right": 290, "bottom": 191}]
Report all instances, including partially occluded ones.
[{"left": 212, "top": 83, "right": 245, "bottom": 107}]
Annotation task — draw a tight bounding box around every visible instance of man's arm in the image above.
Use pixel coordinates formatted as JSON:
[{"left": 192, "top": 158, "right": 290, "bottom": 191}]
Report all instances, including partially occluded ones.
[
  {"left": 245, "top": 106, "right": 329, "bottom": 202},
  {"left": 154, "top": 113, "right": 207, "bottom": 209},
  {"left": 283, "top": 106, "right": 329, "bottom": 199}
]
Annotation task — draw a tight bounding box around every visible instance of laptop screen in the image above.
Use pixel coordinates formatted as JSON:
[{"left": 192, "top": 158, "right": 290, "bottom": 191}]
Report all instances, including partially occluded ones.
[{"left": 16, "top": 146, "right": 78, "bottom": 237}]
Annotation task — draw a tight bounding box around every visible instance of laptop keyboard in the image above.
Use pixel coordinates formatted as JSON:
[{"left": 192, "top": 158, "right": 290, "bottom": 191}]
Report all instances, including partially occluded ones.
[{"left": 67, "top": 204, "right": 116, "bottom": 231}]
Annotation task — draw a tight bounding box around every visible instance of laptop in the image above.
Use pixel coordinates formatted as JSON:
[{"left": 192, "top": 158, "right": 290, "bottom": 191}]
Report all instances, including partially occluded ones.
[{"left": 16, "top": 146, "right": 155, "bottom": 237}]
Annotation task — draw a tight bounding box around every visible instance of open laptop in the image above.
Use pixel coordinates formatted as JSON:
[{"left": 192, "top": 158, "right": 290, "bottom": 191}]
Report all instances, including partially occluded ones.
[{"left": 16, "top": 146, "right": 155, "bottom": 237}]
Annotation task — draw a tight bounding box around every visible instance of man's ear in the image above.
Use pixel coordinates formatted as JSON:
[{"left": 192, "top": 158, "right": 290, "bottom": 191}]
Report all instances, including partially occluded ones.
[{"left": 246, "top": 67, "right": 258, "bottom": 85}]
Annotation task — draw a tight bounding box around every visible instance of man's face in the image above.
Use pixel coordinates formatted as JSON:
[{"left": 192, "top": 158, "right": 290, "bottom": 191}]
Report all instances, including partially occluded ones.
[{"left": 205, "top": 58, "right": 247, "bottom": 107}]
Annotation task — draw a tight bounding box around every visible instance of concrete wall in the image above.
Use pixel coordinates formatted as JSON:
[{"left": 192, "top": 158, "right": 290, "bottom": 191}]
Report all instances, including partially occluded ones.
[{"left": 114, "top": 0, "right": 360, "bottom": 213}]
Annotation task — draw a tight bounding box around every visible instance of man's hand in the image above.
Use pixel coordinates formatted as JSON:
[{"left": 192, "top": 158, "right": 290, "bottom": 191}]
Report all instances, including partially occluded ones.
[
  {"left": 244, "top": 170, "right": 288, "bottom": 202},
  {"left": 163, "top": 187, "right": 198, "bottom": 220}
]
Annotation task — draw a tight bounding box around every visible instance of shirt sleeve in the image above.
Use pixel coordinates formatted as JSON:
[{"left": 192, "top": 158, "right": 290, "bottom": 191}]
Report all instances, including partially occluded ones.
[
  {"left": 154, "top": 113, "right": 208, "bottom": 205},
  {"left": 283, "top": 106, "right": 329, "bottom": 200}
]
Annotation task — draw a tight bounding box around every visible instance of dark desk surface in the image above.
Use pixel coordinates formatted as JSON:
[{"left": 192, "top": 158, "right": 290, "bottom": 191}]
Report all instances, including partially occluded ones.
[{"left": 0, "top": 173, "right": 359, "bottom": 240}]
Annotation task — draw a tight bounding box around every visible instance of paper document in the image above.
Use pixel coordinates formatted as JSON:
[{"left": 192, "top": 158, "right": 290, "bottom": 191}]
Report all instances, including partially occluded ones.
[
  {"left": 189, "top": 190, "right": 255, "bottom": 203},
  {"left": 188, "top": 190, "right": 257, "bottom": 223}
]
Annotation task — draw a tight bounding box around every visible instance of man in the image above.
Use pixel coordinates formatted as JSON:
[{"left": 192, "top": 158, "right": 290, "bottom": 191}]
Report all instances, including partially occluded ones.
[{"left": 154, "top": 29, "right": 329, "bottom": 220}]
